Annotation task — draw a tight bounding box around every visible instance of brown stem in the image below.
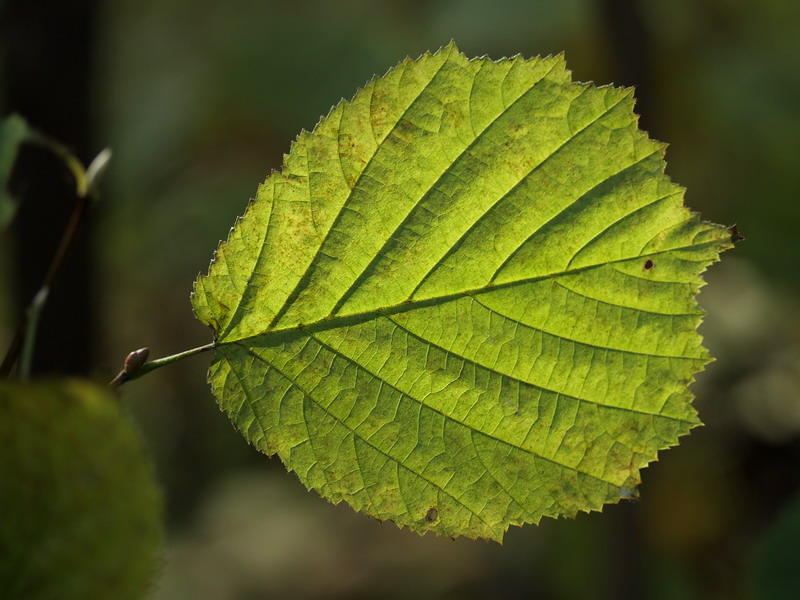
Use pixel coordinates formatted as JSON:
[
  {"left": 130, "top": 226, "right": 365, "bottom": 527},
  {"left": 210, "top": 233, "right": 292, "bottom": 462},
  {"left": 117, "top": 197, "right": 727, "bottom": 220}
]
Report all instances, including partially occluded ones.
[
  {"left": 109, "top": 343, "right": 215, "bottom": 388},
  {"left": 0, "top": 145, "right": 109, "bottom": 377},
  {"left": 0, "top": 191, "right": 90, "bottom": 376}
]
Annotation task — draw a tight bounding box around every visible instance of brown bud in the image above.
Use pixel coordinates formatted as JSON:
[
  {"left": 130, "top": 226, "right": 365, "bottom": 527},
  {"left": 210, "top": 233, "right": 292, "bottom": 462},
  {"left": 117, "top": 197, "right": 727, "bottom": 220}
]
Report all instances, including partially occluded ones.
[{"left": 123, "top": 348, "right": 150, "bottom": 374}]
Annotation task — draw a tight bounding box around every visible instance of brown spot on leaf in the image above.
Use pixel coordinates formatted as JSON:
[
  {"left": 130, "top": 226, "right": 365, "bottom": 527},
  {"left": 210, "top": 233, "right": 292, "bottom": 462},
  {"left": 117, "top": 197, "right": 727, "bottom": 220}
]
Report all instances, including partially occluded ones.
[
  {"left": 425, "top": 507, "right": 438, "bottom": 523},
  {"left": 729, "top": 224, "right": 744, "bottom": 243},
  {"left": 643, "top": 259, "right": 654, "bottom": 271}
]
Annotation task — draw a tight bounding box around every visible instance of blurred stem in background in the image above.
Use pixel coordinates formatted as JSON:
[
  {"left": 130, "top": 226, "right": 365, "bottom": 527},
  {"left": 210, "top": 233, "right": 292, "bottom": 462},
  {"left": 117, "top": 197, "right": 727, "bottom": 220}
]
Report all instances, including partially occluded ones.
[
  {"left": 0, "top": 0, "right": 99, "bottom": 376},
  {"left": 0, "top": 135, "right": 110, "bottom": 379}
]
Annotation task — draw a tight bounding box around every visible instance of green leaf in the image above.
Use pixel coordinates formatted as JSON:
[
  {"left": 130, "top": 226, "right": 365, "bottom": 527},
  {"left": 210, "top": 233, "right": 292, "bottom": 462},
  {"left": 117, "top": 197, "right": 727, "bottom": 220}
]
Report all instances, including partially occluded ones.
[
  {"left": 192, "top": 43, "right": 733, "bottom": 541},
  {"left": 0, "top": 380, "right": 162, "bottom": 599},
  {"left": 0, "top": 114, "right": 30, "bottom": 228}
]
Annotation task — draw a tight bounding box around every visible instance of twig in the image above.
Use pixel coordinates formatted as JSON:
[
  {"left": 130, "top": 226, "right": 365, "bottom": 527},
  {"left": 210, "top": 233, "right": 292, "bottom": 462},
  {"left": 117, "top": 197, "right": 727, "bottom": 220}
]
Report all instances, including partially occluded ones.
[
  {"left": 0, "top": 140, "right": 111, "bottom": 377},
  {"left": 109, "top": 343, "right": 215, "bottom": 388},
  {"left": 18, "top": 287, "right": 49, "bottom": 380}
]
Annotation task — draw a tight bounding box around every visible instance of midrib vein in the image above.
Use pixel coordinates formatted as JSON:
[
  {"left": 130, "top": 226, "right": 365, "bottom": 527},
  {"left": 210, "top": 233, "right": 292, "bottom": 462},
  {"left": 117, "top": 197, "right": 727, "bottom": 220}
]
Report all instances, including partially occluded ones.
[{"left": 218, "top": 238, "right": 723, "bottom": 346}]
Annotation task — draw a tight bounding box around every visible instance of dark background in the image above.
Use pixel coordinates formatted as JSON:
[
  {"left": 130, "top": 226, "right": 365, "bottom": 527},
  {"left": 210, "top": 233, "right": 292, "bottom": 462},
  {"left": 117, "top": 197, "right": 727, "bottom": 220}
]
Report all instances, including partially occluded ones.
[{"left": 2, "top": 0, "right": 799, "bottom": 598}]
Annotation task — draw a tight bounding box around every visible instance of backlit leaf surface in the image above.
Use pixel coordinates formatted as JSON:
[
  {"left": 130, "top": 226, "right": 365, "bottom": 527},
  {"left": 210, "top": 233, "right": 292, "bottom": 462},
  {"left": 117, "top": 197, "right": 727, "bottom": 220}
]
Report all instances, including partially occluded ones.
[{"left": 192, "top": 44, "right": 732, "bottom": 541}]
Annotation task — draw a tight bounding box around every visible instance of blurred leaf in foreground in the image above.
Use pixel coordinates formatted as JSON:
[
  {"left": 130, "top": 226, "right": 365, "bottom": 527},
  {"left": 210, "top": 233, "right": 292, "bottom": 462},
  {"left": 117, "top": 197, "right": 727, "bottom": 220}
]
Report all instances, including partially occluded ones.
[
  {"left": 0, "top": 380, "right": 162, "bottom": 599},
  {"left": 0, "top": 114, "right": 30, "bottom": 228},
  {"left": 193, "top": 43, "right": 733, "bottom": 541}
]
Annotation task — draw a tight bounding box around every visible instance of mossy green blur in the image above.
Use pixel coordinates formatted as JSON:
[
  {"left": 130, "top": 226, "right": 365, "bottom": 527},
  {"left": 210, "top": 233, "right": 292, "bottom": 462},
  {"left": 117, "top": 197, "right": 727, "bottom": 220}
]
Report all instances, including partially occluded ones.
[
  {"left": 192, "top": 43, "right": 732, "bottom": 541},
  {"left": 0, "top": 380, "right": 162, "bottom": 599}
]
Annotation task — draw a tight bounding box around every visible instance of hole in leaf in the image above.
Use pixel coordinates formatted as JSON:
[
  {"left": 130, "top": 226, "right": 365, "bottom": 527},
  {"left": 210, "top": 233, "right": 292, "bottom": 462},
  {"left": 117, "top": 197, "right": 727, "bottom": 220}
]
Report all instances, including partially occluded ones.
[{"left": 643, "top": 259, "right": 654, "bottom": 271}]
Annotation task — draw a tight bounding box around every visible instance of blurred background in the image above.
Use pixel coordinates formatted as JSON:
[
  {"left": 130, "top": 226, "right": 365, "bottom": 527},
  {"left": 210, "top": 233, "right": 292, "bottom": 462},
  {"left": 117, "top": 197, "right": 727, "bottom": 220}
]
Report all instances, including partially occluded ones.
[{"left": 2, "top": 0, "right": 799, "bottom": 598}]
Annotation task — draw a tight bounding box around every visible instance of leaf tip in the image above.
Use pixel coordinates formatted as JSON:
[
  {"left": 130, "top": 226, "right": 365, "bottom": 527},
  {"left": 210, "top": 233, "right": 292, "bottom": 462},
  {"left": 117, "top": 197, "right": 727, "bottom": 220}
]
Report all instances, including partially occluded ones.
[
  {"left": 728, "top": 224, "right": 745, "bottom": 244},
  {"left": 623, "top": 485, "right": 641, "bottom": 502}
]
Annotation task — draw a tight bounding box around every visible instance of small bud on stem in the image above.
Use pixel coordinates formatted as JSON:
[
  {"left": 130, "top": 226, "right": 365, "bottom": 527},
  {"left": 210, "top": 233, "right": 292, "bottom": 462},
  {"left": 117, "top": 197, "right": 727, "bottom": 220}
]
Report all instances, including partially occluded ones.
[
  {"left": 110, "top": 347, "right": 150, "bottom": 388},
  {"left": 109, "top": 343, "right": 213, "bottom": 389}
]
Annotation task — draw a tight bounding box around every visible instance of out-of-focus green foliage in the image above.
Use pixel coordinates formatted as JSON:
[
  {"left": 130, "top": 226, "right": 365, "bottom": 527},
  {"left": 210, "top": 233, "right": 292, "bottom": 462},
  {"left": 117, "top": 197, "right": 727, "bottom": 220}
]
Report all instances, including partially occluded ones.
[
  {"left": 0, "top": 380, "right": 162, "bottom": 600},
  {"left": 750, "top": 493, "right": 800, "bottom": 600},
  {"left": 0, "top": 0, "right": 797, "bottom": 597},
  {"left": 0, "top": 114, "right": 29, "bottom": 229},
  {"left": 3, "top": 0, "right": 781, "bottom": 596},
  {"left": 193, "top": 44, "right": 731, "bottom": 541}
]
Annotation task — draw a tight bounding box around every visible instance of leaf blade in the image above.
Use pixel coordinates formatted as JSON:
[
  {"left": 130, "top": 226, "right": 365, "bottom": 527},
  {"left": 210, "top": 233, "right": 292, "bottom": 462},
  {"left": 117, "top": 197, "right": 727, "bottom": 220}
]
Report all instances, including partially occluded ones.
[{"left": 193, "top": 44, "right": 732, "bottom": 540}]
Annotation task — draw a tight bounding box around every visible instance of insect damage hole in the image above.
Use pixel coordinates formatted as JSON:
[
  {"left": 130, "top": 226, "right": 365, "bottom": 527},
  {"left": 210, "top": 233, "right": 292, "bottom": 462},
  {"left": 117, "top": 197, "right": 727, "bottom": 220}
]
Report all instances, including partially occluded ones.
[
  {"left": 425, "top": 507, "right": 438, "bottom": 523},
  {"left": 643, "top": 259, "right": 655, "bottom": 271}
]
